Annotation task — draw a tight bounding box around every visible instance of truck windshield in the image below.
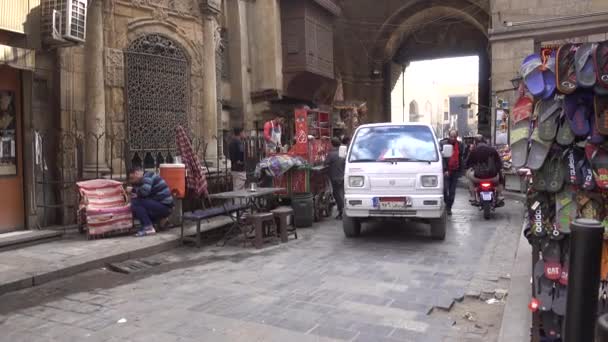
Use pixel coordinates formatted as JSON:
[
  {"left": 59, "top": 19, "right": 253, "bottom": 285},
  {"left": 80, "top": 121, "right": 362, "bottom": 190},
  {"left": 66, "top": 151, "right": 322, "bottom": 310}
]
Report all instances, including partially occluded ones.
[{"left": 348, "top": 125, "right": 439, "bottom": 163}]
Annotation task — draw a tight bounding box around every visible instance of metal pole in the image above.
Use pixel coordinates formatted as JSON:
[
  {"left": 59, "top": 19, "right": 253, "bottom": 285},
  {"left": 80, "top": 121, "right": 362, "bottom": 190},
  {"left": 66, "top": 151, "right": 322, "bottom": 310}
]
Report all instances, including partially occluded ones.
[
  {"left": 564, "top": 218, "right": 604, "bottom": 342},
  {"left": 402, "top": 65, "right": 405, "bottom": 123}
]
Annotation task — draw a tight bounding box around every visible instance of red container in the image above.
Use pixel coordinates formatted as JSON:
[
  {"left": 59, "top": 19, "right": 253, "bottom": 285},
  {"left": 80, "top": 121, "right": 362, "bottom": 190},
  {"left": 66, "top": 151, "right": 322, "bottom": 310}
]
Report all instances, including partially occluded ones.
[{"left": 159, "top": 163, "right": 186, "bottom": 199}]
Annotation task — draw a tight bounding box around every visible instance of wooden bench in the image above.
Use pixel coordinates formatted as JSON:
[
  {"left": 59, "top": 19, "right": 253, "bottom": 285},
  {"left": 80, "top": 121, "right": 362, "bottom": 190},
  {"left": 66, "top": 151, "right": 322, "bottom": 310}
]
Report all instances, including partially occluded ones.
[{"left": 181, "top": 202, "right": 249, "bottom": 247}]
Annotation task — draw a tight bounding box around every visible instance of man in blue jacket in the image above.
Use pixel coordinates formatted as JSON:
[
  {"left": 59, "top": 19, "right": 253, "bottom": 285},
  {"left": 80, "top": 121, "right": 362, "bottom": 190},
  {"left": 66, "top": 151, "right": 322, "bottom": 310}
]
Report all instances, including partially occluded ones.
[{"left": 128, "top": 167, "right": 174, "bottom": 237}]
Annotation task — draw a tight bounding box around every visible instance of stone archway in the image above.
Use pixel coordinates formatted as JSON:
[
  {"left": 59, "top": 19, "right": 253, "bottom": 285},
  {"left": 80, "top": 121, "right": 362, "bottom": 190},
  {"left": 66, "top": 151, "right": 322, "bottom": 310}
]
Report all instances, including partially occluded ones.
[
  {"left": 335, "top": 0, "right": 490, "bottom": 132},
  {"left": 124, "top": 33, "right": 190, "bottom": 169}
]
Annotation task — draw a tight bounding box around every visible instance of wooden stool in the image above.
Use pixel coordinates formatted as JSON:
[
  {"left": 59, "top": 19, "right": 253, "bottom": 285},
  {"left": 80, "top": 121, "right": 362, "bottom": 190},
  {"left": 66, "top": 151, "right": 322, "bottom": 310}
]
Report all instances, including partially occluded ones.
[
  {"left": 271, "top": 206, "right": 297, "bottom": 243},
  {"left": 249, "top": 212, "right": 276, "bottom": 249}
]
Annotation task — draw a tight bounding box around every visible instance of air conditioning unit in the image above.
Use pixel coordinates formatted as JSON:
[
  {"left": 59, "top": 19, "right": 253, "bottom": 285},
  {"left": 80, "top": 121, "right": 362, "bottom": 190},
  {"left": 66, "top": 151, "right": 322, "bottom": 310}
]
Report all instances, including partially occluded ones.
[{"left": 41, "top": 0, "right": 87, "bottom": 47}]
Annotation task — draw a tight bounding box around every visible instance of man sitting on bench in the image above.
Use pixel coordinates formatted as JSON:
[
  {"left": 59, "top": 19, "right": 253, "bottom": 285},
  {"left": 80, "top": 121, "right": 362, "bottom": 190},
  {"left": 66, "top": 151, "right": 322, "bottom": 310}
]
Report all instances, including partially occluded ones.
[{"left": 128, "top": 167, "right": 174, "bottom": 237}]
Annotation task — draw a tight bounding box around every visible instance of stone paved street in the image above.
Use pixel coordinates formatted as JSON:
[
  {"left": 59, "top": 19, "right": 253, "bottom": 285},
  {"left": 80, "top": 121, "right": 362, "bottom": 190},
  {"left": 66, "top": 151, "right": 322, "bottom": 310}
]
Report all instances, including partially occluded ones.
[{"left": 0, "top": 191, "right": 524, "bottom": 342}]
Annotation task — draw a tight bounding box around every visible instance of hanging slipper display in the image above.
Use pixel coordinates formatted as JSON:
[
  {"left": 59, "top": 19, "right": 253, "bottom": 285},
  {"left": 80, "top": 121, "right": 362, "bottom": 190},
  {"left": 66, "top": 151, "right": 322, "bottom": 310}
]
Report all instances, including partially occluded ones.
[
  {"left": 526, "top": 125, "right": 552, "bottom": 170},
  {"left": 556, "top": 186, "right": 576, "bottom": 234},
  {"left": 537, "top": 98, "right": 562, "bottom": 141},
  {"left": 595, "top": 95, "right": 608, "bottom": 135},
  {"left": 556, "top": 114, "right": 575, "bottom": 146},
  {"left": 565, "top": 93, "right": 591, "bottom": 138},
  {"left": 541, "top": 50, "right": 557, "bottom": 99},
  {"left": 575, "top": 43, "right": 598, "bottom": 88},
  {"left": 591, "top": 145, "right": 608, "bottom": 189},
  {"left": 594, "top": 41, "right": 608, "bottom": 89},
  {"left": 521, "top": 53, "right": 547, "bottom": 97},
  {"left": 556, "top": 43, "right": 580, "bottom": 94},
  {"left": 533, "top": 258, "right": 554, "bottom": 312}
]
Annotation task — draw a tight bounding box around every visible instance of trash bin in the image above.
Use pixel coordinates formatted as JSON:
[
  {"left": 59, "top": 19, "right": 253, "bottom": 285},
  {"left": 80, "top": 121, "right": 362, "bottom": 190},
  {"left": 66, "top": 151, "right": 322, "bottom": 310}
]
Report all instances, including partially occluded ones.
[{"left": 291, "top": 192, "right": 314, "bottom": 227}]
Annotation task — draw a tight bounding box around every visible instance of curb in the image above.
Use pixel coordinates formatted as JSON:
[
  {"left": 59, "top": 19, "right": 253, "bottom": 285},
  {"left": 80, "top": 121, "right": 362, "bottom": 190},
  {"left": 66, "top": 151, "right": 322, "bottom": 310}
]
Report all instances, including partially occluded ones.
[
  {"left": 497, "top": 222, "right": 532, "bottom": 342},
  {"left": 0, "top": 238, "right": 180, "bottom": 296},
  {"left": 0, "top": 217, "right": 233, "bottom": 296}
]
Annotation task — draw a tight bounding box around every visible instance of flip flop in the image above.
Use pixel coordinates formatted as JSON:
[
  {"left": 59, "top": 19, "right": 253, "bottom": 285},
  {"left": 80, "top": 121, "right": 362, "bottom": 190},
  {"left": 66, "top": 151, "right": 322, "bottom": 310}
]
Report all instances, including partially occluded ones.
[
  {"left": 537, "top": 99, "right": 561, "bottom": 141},
  {"left": 556, "top": 186, "right": 575, "bottom": 234},
  {"left": 594, "top": 95, "right": 608, "bottom": 135},
  {"left": 559, "top": 244, "right": 569, "bottom": 286},
  {"left": 542, "top": 50, "right": 557, "bottom": 99},
  {"left": 565, "top": 93, "right": 590, "bottom": 137},
  {"left": 521, "top": 53, "right": 546, "bottom": 97},
  {"left": 594, "top": 41, "right": 608, "bottom": 88},
  {"left": 545, "top": 151, "right": 564, "bottom": 193},
  {"left": 577, "top": 191, "right": 603, "bottom": 221},
  {"left": 532, "top": 163, "right": 548, "bottom": 191},
  {"left": 589, "top": 107, "right": 606, "bottom": 144},
  {"left": 581, "top": 155, "right": 596, "bottom": 190},
  {"left": 526, "top": 126, "right": 552, "bottom": 170},
  {"left": 563, "top": 147, "right": 585, "bottom": 186},
  {"left": 534, "top": 259, "right": 555, "bottom": 312},
  {"left": 552, "top": 284, "right": 568, "bottom": 317},
  {"left": 542, "top": 311, "right": 562, "bottom": 339},
  {"left": 575, "top": 43, "right": 598, "bottom": 88},
  {"left": 542, "top": 239, "right": 562, "bottom": 281},
  {"left": 529, "top": 192, "right": 550, "bottom": 237},
  {"left": 556, "top": 115, "right": 575, "bottom": 146},
  {"left": 591, "top": 145, "right": 608, "bottom": 189},
  {"left": 556, "top": 43, "right": 580, "bottom": 94}
]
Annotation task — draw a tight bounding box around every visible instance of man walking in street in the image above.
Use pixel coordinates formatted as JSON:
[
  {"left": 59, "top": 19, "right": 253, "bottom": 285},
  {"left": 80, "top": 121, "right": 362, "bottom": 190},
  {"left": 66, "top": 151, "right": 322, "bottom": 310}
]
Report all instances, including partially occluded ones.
[
  {"left": 325, "top": 138, "right": 345, "bottom": 220},
  {"left": 229, "top": 127, "right": 246, "bottom": 191},
  {"left": 440, "top": 129, "right": 466, "bottom": 216},
  {"left": 128, "top": 167, "right": 174, "bottom": 237}
]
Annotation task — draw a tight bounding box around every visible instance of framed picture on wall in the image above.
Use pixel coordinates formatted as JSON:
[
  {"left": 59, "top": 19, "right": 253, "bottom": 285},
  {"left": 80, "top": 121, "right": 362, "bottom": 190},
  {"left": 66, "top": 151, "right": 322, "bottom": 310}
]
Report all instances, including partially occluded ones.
[{"left": 0, "top": 90, "right": 17, "bottom": 176}]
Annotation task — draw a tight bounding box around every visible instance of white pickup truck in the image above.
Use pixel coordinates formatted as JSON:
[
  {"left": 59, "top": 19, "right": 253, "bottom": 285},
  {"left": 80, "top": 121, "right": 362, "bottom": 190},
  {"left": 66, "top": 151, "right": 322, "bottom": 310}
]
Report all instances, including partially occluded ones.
[{"left": 342, "top": 123, "right": 453, "bottom": 240}]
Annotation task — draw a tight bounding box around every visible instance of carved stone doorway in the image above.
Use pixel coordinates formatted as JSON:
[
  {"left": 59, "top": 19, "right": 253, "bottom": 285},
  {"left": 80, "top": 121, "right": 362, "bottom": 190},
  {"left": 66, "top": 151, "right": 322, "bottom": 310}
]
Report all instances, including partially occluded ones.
[{"left": 125, "top": 34, "right": 190, "bottom": 169}]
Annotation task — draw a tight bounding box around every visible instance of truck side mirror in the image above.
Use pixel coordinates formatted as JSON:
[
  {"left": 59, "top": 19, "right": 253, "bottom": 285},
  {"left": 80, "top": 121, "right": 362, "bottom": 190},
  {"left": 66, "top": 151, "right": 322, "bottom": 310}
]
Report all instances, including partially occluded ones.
[{"left": 442, "top": 145, "right": 453, "bottom": 158}]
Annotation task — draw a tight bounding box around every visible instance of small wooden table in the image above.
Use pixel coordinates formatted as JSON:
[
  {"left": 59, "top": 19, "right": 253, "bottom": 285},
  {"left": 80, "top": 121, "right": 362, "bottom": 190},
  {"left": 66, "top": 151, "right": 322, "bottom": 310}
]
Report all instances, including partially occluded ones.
[{"left": 210, "top": 187, "right": 284, "bottom": 246}]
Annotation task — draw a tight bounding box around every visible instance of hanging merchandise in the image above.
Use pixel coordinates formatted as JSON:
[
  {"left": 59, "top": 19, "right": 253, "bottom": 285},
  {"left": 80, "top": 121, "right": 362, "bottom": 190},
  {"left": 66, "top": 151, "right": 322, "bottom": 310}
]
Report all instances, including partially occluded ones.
[{"left": 522, "top": 41, "right": 608, "bottom": 340}]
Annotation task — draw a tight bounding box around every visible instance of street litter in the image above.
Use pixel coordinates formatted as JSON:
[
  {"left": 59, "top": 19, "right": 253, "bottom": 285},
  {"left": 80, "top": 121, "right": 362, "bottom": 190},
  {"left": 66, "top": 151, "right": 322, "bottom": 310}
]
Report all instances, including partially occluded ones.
[
  {"left": 485, "top": 298, "right": 500, "bottom": 304},
  {"left": 117, "top": 318, "right": 127, "bottom": 324}
]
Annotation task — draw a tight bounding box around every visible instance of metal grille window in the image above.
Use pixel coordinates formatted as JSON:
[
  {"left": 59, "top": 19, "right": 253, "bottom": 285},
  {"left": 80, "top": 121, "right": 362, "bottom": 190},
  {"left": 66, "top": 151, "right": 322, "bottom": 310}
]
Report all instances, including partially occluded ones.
[{"left": 125, "top": 34, "right": 190, "bottom": 169}]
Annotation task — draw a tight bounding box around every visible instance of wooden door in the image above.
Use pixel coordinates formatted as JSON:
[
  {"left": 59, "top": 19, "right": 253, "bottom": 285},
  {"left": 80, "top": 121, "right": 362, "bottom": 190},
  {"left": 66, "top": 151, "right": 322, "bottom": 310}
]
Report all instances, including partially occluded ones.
[{"left": 0, "top": 66, "right": 24, "bottom": 232}]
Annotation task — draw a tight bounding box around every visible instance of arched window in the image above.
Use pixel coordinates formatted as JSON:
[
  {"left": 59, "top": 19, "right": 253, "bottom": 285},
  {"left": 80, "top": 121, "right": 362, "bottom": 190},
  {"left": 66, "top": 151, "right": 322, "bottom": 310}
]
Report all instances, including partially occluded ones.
[{"left": 409, "top": 100, "right": 419, "bottom": 122}]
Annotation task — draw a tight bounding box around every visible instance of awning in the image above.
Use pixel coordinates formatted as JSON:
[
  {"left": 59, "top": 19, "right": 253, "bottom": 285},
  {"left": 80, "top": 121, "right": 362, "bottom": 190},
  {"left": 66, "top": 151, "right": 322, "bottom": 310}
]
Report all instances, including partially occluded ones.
[{"left": 0, "top": 44, "right": 35, "bottom": 71}]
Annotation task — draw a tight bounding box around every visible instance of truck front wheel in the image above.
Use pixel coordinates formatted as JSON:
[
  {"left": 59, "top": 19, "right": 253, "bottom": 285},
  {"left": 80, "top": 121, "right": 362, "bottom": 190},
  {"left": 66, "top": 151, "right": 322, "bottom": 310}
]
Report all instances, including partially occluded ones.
[{"left": 430, "top": 212, "right": 447, "bottom": 240}]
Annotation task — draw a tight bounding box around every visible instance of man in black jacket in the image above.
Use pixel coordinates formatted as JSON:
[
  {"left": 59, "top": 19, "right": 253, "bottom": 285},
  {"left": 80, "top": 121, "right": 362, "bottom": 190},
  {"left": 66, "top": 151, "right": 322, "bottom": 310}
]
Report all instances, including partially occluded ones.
[
  {"left": 229, "top": 128, "right": 246, "bottom": 190},
  {"left": 440, "top": 129, "right": 466, "bottom": 216},
  {"left": 465, "top": 135, "right": 504, "bottom": 203},
  {"left": 325, "top": 137, "right": 345, "bottom": 220}
]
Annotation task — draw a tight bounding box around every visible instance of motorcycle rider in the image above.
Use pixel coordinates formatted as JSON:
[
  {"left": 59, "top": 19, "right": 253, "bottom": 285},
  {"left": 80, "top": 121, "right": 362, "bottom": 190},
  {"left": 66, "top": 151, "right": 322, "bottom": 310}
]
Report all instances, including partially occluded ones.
[{"left": 465, "top": 135, "right": 504, "bottom": 204}]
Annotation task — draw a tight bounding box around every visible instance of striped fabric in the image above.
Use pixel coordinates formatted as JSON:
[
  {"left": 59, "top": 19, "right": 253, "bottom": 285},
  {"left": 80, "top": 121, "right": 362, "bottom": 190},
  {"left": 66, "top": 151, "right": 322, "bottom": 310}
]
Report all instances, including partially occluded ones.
[{"left": 77, "top": 179, "right": 133, "bottom": 238}]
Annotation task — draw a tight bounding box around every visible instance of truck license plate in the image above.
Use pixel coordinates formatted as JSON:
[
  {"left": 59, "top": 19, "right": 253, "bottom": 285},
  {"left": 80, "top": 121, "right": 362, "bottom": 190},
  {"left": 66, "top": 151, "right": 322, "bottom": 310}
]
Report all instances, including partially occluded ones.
[
  {"left": 378, "top": 197, "right": 411, "bottom": 210},
  {"left": 480, "top": 192, "right": 493, "bottom": 201}
]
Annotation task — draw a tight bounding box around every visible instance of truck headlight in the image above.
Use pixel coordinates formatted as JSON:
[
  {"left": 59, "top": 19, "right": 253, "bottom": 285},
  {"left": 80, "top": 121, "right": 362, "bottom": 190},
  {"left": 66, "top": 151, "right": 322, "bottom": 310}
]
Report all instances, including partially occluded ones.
[
  {"left": 421, "top": 175, "right": 438, "bottom": 187},
  {"left": 349, "top": 176, "right": 365, "bottom": 187}
]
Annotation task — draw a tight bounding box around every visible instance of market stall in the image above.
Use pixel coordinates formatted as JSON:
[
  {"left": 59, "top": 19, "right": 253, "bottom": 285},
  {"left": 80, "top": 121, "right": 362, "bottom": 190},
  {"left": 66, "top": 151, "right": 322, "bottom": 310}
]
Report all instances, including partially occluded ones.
[
  {"left": 516, "top": 41, "right": 608, "bottom": 340},
  {"left": 255, "top": 107, "right": 334, "bottom": 223}
]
